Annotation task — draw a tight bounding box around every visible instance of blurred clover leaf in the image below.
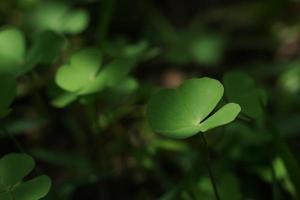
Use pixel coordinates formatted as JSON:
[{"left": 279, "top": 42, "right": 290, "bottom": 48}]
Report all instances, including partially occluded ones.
[
  {"left": 54, "top": 43, "right": 147, "bottom": 107},
  {"left": 164, "top": 30, "right": 225, "bottom": 66},
  {"left": 0, "top": 27, "right": 25, "bottom": 75},
  {"left": 0, "top": 75, "right": 17, "bottom": 118},
  {"left": 0, "top": 153, "right": 51, "bottom": 200},
  {"left": 55, "top": 48, "right": 102, "bottom": 94},
  {"left": 190, "top": 34, "right": 225, "bottom": 65},
  {"left": 0, "top": 26, "right": 64, "bottom": 76},
  {"left": 147, "top": 77, "right": 241, "bottom": 138},
  {"left": 28, "top": 2, "right": 89, "bottom": 34},
  {"left": 223, "top": 71, "right": 267, "bottom": 123},
  {"left": 278, "top": 64, "right": 300, "bottom": 95}
]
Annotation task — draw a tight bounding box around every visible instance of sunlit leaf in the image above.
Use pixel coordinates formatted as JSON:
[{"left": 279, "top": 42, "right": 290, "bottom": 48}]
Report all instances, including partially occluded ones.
[
  {"left": 63, "top": 10, "right": 89, "bottom": 34},
  {"left": 0, "top": 27, "right": 25, "bottom": 74},
  {"left": 147, "top": 77, "right": 241, "bottom": 138},
  {"left": 55, "top": 48, "right": 101, "bottom": 92}
]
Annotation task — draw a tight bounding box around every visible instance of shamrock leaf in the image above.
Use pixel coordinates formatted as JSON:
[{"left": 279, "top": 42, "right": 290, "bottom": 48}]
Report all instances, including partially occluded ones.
[
  {"left": 0, "top": 154, "right": 51, "bottom": 200},
  {"left": 147, "top": 77, "right": 241, "bottom": 138},
  {"left": 55, "top": 46, "right": 141, "bottom": 97},
  {"left": 55, "top": 48, "right": 101, "bottom": 93},
  {"left": 0, "top": 27, "right": 64, "bottom": 76},
  {"left": 0, "top": 27, "right": 25, "bottom": 74},
  {"left": 0, "top": 75, "right": 17, "bottom": 118},
  {"left": 29, "top": 2, "right": 89, "bottom": 34},
  {"left": 223, "top": 71, "right": 266, "bottom": 122}
]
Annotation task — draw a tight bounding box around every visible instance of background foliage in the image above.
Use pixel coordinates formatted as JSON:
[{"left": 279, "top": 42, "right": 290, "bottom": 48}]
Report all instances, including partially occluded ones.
[{"left": 0, "top": 0, "right": 300, "bottom": 199}]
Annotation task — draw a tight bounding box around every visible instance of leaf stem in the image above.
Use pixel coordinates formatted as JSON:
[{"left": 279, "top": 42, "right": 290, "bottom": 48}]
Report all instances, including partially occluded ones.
[
  {"left": 200, "top": 133, "right": 221, "bottom": 200},
  {"left": 0, "top": 124, "right": 26, "bottom": 154},
  {"left": 271, "top": 163, "right": 280, "bottom": 200},
  {"left": 98, "top": 0, "right": 116, "bottom": 48}
]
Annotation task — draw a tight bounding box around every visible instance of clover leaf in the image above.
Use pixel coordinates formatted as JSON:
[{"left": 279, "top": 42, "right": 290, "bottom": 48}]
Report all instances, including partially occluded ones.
[
  {"left": 147, "top": 77, "right": 241, "bottom": 138},
  {"left": 0, "top": 27, "right": 64, "bottom": 76},
  {"left": 0, "top": 153, "right": 51, "bottom": 200},
  {"left": 223, "top": 71, "right": 266, "bottom": 122},
  {"left": 0, "top": 75, "right": 17, "bottom": 118},
  {"left": 0, "top": 27, "right": 25, "bottom": 74},
  {"left": 55, "top": 46, "right": 141, "bottom": 98},
  {"left": 55, "top": 48, "right": 102, "bottom": 93},
  {"left": 29, "top": 2, "right": 89, "bottom": 34}
]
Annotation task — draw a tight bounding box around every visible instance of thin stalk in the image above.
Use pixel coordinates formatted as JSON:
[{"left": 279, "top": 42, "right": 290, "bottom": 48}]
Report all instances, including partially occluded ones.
[
  {"left": 98, "top": 0, "right": 116, "bottom": 48},
  {"left": 0, "top": 124, "right": 27, "bottom": 153},
  {"left": 271, "top": 163, "right": 281, "bottom": 200},
  {"left": 200, "top": 133, "right": 221, "bottom": 200}
]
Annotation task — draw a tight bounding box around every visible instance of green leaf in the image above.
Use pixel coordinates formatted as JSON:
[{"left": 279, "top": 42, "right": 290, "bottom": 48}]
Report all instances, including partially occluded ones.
[
  {"left": 55, "top": 48, "right": 101, "bottom": 92},
  {"left": 0, "top": 75, "right": 17, "bottom": 118},
  {"left": 29, "top": 2, "right": 89, "bottom": 34},
  {"left": 0, "top": 154, "right": 34, "bottom": 187},
  {"left": 51, "top": 92, "right": 78, "bottom": 108},
  {"left": 147, "top": 77, "right": 241, "bottom": 138},
  {"left": 0, "top": 154, "right": 51, "bottom": 200},
  {"left": 191, "top": 34, "right": 224, "bottom": 65},
  {"left": 0, "top": 27, "right": 25, "bottom": 74},
  {"left": 80, "top": 57, "right": 136, "bottom": 95},
  {"left": 223, "top": 71, "right": 265, "bottom": 122},
  {"left": 14, "top": 175, "right": 51, "bottom": 200},
  {"left": 56, "top": 47, "right": 139, "bottom": 96},
  {"left": 63, "top": 10, "right": 89, "bottom": 34},
  {"left": 199, "top": 103, "right": 241, "bottom": 132}
]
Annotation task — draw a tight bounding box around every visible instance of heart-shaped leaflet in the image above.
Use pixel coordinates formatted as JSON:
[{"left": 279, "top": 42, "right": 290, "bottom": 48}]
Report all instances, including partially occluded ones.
[
  {"left": 0, "top": 153, "right": 51, "bottom": 200},
  {"left": 55, "top": 48, "right": 101, "bottom": 93},
  {"left": 147, "top": 77, "right": 241, "bottom": 138}
]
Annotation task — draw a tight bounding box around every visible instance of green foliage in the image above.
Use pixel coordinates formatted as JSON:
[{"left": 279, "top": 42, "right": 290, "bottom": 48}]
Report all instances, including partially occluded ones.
[
  {"left": 28, "top": 2, "right": 89, "bottom": 34},
  {"left": 0, "top": 28, "right": 25, "bottom": 75},
  {"left": 0, "top": 26, "right": 64, "bottom": 76},
  {"left": 0, "top": 75, "right": 17, "bottom": 118},
  {"left": 0, "top": 153, "right": 51, "bottom": 200},
  {"left": 163, "top": 31, "right": 225, "bottom": 65},
  {"left": 0, "top": 0, "right": 300, "bottom": 199},
  {"left": 56, "top": 48, "right": 102, "bottom": 93},
  {"left": 26, "top": 31, "right": 65, "bottom": 66},
  {"left": 147, "top": 77, "right": 241, "bottom": 138},
  {"left": 223, "top": 71, "right": 266, "bottom": 122},
  {"left": 54, "top": 42, "right": 148, "bottom": 107}
]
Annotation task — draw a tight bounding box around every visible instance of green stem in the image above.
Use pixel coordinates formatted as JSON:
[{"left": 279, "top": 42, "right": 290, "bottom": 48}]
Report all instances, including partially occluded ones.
[
  {"left": 0, "top": 124, "right": 27, "bottom": 153},
  {"left": 271, "top": 163, "right": 280, "bottom": 200},
  {"left": 98, "top": 0, "right": 116, "bottom": 48},
  {"left": 200, "top": 133, "right": 221, "bottom": 200}
]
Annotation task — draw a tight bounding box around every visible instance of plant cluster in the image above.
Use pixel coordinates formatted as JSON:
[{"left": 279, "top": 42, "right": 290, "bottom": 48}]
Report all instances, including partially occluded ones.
[{"left": 0, "top": 0, "right": 300, "bottom": 199}]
